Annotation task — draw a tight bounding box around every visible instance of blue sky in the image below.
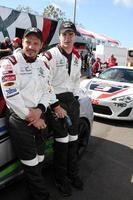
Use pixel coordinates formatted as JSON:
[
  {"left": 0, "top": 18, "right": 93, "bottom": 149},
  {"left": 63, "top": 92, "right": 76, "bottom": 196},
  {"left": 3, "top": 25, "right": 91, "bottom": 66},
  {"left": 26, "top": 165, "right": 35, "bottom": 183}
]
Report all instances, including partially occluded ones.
[{"left": 0, "top": 0, "right": 133, "bottom": 48}]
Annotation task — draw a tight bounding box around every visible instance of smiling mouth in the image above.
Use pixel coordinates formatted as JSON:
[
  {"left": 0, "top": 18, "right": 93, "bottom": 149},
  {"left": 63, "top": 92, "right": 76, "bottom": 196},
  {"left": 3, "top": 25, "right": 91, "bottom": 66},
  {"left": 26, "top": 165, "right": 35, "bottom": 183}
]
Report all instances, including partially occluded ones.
[
  {"left": 27, "top": 50, "right": 36, "bottom": 56},
  {"left": 28, "top": 50, "right": 35, "bottom": 53},
  {"left": 64, "top": 42, "right": 71, "bottom": 44}
]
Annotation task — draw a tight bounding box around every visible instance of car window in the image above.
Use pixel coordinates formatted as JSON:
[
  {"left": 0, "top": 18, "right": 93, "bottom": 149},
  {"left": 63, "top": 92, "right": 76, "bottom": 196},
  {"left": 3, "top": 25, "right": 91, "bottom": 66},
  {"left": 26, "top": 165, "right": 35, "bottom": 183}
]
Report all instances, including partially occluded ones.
[
  {"left": 99, "top": 68, "right": 118, "bottom": 81},
  {"left": 124, "top": 70, "right": 133, "bottom": 83},
  {"left": 99, "top": 68, "right": 133, "bottom": 84}
]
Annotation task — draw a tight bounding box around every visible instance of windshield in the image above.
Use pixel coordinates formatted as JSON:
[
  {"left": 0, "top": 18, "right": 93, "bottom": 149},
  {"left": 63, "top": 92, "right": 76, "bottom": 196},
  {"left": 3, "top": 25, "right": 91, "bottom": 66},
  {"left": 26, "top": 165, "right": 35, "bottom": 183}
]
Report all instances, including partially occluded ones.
[{"left": 98, "top": 68, "right": 133, "bottom": 84}]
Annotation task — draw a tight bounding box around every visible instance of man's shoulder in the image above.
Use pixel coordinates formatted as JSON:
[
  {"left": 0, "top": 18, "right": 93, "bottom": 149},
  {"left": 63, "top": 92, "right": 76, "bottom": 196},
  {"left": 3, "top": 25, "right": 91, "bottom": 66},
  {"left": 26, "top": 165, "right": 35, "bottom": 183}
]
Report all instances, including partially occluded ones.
[
  {"left": 1, "top": 54, "right": 17, "bottom": 65},
  {"left": 43, "top": 50, "right": 53, "bottom": 61},
  {"left": 72, "top": 48, "right": 80, "bottom": 59},
  {"left": 42, "top": 46, "right": 58, "bottom": 61},
  {"left": 37, "top": 56, "right": 50, "bottom": 70},
  {"left": 6, "top": 55, "right": 17, "bottom": 65}
]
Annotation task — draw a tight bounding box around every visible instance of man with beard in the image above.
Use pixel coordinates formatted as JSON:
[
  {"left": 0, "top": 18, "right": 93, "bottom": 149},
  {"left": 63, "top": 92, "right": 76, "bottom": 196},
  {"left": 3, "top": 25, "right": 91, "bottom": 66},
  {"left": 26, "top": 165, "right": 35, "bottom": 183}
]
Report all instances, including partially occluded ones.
[{"left": 0, "top": 27, "right": 58, "bottom": 200}]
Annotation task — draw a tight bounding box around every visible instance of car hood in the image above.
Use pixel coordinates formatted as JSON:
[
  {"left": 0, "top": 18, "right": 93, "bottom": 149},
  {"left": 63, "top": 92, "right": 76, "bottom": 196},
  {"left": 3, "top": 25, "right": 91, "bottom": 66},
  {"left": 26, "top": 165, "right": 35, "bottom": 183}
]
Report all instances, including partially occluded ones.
[{"left": 87, "top": 78, "right": 133, "bottom": 100}]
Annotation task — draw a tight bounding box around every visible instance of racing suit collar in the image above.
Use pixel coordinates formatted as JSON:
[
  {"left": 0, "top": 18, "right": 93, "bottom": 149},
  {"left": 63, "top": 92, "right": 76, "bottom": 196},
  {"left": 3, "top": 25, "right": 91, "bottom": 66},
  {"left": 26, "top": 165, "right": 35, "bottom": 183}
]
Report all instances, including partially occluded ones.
[
  {"left": 57, "top": 44, "right": 72, "bottom": 59},
  {"left": 57, "top": 44, "right": 72, "bottom": 75},
  {"left": 22, "top": 53, "right": 37, "bottom": 63}
]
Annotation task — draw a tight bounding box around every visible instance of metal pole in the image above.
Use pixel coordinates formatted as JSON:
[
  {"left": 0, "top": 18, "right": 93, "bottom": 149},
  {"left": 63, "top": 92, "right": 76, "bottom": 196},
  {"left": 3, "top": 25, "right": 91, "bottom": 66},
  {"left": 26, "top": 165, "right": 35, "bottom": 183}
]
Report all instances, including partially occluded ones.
[{"left": 73, "top": 0, "right": 77, "bottom": 24}]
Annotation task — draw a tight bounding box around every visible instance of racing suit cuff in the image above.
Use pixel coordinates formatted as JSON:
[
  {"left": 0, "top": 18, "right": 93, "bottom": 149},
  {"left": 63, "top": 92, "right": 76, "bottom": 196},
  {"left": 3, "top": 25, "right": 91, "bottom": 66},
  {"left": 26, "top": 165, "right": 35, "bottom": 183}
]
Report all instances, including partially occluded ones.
[
  {"left": 50, "top": 101, "right": 60, "bottom": 110},
  {"left": 36, "top": 104, "right": 46, "bottom": 113}
]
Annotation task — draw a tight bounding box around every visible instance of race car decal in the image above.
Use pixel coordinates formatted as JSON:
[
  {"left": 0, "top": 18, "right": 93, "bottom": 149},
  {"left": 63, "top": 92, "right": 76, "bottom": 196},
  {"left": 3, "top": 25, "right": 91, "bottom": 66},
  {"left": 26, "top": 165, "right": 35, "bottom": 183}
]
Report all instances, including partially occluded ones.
[
  {"left": 91, "top": 99, "right": 100, "bottom": 105},
  {"left": 90, "top": 83, "right": 128, "bottom": 93},
  {"left": 95, "top": 85, "right": 111, "bottom": 92},
  {"left": 97, "top": 87, "right": 128, "bottom": 99}
]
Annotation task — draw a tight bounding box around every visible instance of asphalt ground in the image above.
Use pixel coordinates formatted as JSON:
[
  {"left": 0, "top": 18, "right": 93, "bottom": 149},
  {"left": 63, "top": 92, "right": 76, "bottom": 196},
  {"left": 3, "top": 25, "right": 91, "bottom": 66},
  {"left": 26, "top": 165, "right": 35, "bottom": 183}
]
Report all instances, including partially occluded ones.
[{"left": 1, "top": 132, "right": 133, "bottom": 200}]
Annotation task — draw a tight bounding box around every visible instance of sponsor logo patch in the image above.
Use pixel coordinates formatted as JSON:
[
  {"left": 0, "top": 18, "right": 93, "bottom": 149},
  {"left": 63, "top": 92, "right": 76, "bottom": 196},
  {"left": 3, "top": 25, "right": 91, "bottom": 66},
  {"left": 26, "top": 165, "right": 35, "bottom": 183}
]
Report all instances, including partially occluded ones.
[
  {"left": 56, "top": 59, "right": 65, "bottom": 67},
  {"left": 2, "top": 74, "right": 16, "bottom": 82},
  {"left": 74, "top": 57, "right": 78, "bottom": 65},
  {"left": 5, "top": 88, "right": 18, "bottom": 98},
  {"left": 3, "top": 82, "right": 15, "bottom": 86},
  {"left": 3, "top": 64, "right": 13, "bottom": 71},
  {"left": 25, "top": 66, "right": 32, "bottom": 72},
  {"left": 2, "top": 70, "right": 13, "bottom": 75}
]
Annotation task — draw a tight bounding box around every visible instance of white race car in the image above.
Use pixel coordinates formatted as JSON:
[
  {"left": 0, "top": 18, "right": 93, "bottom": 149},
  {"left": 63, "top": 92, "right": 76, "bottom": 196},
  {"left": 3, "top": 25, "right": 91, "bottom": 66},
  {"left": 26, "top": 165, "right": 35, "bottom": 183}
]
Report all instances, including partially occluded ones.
[{"left": 80, "top": 66, "right": 133, "bottom": 121}]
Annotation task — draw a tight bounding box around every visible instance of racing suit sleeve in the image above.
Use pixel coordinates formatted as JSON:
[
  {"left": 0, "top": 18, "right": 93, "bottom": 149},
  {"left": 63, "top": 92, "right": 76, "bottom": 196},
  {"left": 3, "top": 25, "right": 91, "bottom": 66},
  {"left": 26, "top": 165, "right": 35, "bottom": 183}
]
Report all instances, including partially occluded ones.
[
  {"left": 37, "top": 69, "right": 59, "bottom": 110},
  {"left": 36, "top": 68, "right": 50, "bottom": 111},
  {"left": 42, "top": 57, "right": 60, "bottom": 109},
  {"left": 0, "top": 59, "right": 29, "bottom": 119},
  {"left": 73, "top": 57, "right": 81, "bottom": 97}
]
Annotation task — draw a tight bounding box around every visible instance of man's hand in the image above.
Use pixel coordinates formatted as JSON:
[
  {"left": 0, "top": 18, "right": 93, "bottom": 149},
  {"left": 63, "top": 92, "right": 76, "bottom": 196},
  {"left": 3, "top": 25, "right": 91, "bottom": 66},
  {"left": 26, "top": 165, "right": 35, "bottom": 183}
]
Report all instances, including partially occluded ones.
[
  {"left": 26, "top": 108, "right": 42, "bottom": 123},
  {"left": 53, "top": 105, "right": 67, "bottom": 118},
  {"left": 28, "top": 118, "right": 47, "bottom": 130}
]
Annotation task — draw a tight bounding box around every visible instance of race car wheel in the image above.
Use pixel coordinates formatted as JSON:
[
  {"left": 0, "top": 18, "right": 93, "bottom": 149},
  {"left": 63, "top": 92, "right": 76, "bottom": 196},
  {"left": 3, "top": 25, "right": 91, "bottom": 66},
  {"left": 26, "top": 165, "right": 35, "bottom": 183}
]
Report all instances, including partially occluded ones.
[{"left": 78, "top": 118, "right": 90, "bottom": 158}]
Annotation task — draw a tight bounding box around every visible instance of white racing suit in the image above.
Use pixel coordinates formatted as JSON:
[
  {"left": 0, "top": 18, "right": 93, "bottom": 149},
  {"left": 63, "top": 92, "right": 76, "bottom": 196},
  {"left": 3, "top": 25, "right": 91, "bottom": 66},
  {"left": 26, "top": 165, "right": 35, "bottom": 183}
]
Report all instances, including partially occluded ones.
[
  {"left": 0, "top": 52, "right": 58, "bottom": 200},
  {"left": 43, "top": 45, "right": 82, "bottom": 185}
]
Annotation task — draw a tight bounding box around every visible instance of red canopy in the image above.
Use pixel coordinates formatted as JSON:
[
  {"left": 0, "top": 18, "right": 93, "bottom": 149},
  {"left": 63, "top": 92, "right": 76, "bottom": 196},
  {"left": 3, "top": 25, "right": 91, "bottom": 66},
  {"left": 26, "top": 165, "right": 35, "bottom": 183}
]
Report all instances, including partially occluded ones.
[
  {"left": 77, "top": 27, "right": 95, "bottom": 39},
  {"left": 77, "top": 27, "right": 119, "bottom": 45}
]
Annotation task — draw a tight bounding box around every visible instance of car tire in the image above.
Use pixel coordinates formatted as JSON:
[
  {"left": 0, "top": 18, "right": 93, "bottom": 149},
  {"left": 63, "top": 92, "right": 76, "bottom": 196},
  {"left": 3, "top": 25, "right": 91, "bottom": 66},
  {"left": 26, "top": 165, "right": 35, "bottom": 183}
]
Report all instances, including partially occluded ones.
[{"left": 77, "top": 118, "right": 90, "bottom": 158}]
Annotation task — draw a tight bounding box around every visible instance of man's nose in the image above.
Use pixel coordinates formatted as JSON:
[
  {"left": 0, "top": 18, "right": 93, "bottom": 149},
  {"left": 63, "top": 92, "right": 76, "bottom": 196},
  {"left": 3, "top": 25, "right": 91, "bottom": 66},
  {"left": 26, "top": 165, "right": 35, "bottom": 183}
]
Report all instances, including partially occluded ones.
[{"left": 29, "top": 45, "right": 33, "bottom": 49}]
